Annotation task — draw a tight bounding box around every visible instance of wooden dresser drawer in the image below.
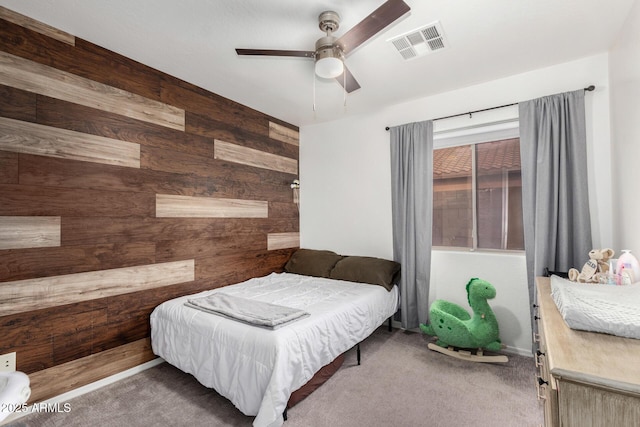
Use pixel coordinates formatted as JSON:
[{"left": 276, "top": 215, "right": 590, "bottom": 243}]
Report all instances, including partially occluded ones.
[{"left": 534, "top": 299, "right": 558, "bottom": 427}]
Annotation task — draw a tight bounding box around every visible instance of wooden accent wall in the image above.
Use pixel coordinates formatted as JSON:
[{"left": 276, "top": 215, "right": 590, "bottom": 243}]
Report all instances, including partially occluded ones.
[{"left": 0, "top": 7, "right": 299, "bottom": 402}]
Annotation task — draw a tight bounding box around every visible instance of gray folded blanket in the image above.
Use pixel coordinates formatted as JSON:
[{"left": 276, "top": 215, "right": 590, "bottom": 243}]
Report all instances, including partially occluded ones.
[{"left": 185, "top": 293, "right": 310, "bottom": 329}]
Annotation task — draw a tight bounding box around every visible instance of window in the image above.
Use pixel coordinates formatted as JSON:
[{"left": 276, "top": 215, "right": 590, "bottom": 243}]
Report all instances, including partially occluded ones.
[{"left": 432, "top": 137, "right": 524, "bottom": 250}]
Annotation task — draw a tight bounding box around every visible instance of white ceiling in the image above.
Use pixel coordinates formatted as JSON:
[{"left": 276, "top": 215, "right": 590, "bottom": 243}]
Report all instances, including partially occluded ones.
[{"left": 0, "top": 0, "right": 636, "bottom": 127}]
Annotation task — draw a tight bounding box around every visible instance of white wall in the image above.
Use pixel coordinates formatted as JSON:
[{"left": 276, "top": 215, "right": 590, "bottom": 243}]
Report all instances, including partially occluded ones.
[
  {"left": 610, "top": 0, "right": 640, "bottom": 254},
  {"left": 300, "top": 53, "right": 613, "bottom": 354},
  {"left": 430, "top": 251, "right": 530, "bottom": 355}
]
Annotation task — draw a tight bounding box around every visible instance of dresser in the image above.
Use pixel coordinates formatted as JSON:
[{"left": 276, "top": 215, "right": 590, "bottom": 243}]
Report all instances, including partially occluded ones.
[{"left": 535, "top": 277, "right": 640, "bottom": 427}]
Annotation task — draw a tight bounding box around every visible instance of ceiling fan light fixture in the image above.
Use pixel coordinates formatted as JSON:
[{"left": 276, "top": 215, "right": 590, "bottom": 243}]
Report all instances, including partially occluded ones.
[
  {"left": 315, "top": 56, "right": 344, "bottom": 79},
  {"left": 314, "top": 40, "right": 344, "bottom": 79}
]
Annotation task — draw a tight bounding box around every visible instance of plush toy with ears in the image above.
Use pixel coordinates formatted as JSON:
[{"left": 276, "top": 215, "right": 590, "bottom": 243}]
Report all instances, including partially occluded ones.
[{"left": 568, "top": 248, "right": 615, "bottom": 283}]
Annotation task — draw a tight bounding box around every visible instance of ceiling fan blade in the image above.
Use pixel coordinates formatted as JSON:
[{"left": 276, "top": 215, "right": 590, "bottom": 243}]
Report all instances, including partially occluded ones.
[
  {"left": 335, "top": 65, "right": 361, "bottom": 93},
  {"left": 235, "top": 49, "right": 314, "bottom": 58},
  {"left": 336, "top": 0, "right": 411, "bottom": 55}
]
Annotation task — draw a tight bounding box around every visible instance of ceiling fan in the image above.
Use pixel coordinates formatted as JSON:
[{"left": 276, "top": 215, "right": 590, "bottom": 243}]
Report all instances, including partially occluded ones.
[{"left": 235, "top": 0, "right": 411, "bottom": 93}]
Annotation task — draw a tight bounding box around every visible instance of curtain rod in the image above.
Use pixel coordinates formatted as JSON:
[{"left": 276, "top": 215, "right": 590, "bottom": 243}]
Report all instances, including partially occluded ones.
[{"left": 384, "top": 85, "right": 595, "bottom": 131}]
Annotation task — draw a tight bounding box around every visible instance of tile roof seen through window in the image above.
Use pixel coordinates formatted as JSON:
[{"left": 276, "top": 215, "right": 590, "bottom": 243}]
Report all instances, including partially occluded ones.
[{"left": 434, "top": 138, "right": 520, "bottom": 178}]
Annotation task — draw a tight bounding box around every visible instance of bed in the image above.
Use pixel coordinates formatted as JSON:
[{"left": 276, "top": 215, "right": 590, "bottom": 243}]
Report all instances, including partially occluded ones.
[{"left": 150, "top": 249, "right": 400, "bottom": 427}]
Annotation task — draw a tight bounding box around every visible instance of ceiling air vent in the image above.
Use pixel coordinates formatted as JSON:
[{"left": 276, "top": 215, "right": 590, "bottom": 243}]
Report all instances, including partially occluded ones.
[{"left": 388, "top": 21, "right": 447, "bottom": 60}]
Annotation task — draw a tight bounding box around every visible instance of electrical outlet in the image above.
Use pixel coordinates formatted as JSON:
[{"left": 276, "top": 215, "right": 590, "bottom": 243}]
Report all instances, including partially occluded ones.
[{"left": 0, "top": 352, "right": 16, "bottom": 372}]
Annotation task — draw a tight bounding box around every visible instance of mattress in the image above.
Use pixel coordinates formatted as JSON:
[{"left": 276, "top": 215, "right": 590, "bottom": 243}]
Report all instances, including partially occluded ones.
[
  {"left": 150, "top": 272, "right": 399, "bottom": 427},
  {"left": 550, "top": 275, "right": 640, "bottom": 339}
]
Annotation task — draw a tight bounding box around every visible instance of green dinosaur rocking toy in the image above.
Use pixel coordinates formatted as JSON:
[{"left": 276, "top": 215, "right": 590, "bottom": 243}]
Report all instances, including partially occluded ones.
[{"left": 420, "top": 278, "right": 508, "bottom": 363}]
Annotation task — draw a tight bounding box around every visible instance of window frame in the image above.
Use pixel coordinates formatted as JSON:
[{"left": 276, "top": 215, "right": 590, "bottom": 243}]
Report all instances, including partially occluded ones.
[{"left": 432, "top": 119, "right": 524, "bottom": 253}]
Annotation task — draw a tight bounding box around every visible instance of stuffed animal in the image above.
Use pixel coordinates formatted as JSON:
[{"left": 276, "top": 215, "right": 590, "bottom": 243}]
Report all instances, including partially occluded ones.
[
  {"left": 568, "top": 248, "right": 615, "bottom": 283},
  {"left": 420, "top": 278, "right": 503, "bottom": 351}
]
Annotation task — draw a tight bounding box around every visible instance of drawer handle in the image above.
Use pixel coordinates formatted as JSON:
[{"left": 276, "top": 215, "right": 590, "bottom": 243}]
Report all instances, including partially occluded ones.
[
  {"left": 535, "top": 376, "right": 548, "bottom": 400},
  {"left": 535, "top": 350, "right": 545, "bottom": 368}
]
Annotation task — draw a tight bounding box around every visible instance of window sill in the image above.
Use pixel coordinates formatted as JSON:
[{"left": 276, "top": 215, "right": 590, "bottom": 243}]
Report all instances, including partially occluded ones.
[{"left": 432, "top": 246, "right": 525, "bottom": 256}]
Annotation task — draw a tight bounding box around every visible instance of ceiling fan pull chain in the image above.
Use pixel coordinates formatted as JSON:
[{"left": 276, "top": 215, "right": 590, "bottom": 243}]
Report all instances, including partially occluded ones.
[{"left": 312, "top": 69, "right": 317, "bottom": 112}]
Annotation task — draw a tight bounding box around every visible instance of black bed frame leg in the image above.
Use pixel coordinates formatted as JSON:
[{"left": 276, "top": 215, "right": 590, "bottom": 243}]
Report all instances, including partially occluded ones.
[
  {"left": 283, "top": 408, "right": 287, "bottom": 421},
  {"left": 356, "top": 343, "right": 361, "bottom": 365},
  {"left": 388, "top": 316, "right": 392, "bottom": 332}
]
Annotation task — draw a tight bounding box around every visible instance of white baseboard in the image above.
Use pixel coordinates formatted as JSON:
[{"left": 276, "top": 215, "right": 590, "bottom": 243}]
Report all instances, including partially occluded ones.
[
  {"left": 502, "top": 345, "right": 533, "bottom": 357},
  {"left": 1, "top": 357, "right": 164, "bottom": 425}
]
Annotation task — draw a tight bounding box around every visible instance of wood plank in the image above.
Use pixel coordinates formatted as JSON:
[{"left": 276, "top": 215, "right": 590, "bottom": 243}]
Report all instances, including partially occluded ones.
[
  {"left": 0, "top": 83, "right": 37, "bottom": 121},
  {"left": 52, "top": 322, "right": 112, "bottom": 365},
  {"left": 139, "top": 143, "right": 217, "bottom": 177},
  {"left": 36, "top": 95, "right": 213, "bottom": 158},
  {"left": 0, "top": 6, "right": 75, "bottom": 45},
  {"left": 185, "top": 112, "right": 298, "bottom": 160},
  {"left": 160, "top": 75, "right": 267, "bottom": 136},
  {"left": 18, "top": 153, "right": 207, "bottom": 196},
  {"left": 18, "top": 154, "right": 293, "bottom": 203},
  {"left": 50, "top": 308, "right": 110, "bottom": 365},
  {"left": 100, "top": 317, "right": 149, "bottom": 345},
  {"left": 72, "top": 38, "right": 166, "bottom": 102},
  {"left": 156, "top": 194, "right": 268, "bottom": 218},
  {"left": 267, "top": 232, "right": 300, "bottom": 250},
  {"left": 105, "top": 288, "right": 172, "bottom": 323},
  {"left": 0, "top": 51, "right": 185, "bottom": 131},
  {"left": 269, "top": 201, "right": 299, "bottom": 218},
  {"left": 0, "top": 116, "right": 141, "bottom": 168},
  {"left": 0, "top": 184, "right": 155, "bottom": 217},
  {"left": 269, "top": 121, "right": 300, "bottom": 146},
  {"left": 0, "top": 260, "right": 195, "bottom": 316},
  {"left": 2, "top": 303, "right": 108, "bottom": 350},
  {"left": 96, "top": 317, "right": 150, "bottom": 349},
  {"left": 0, "top": 151, "right": 18, "bottom": 184},
  {"left": 0, "top": 216, "right": 60, "bottom": 250},
  {"left": 1, "top": 299, "right": 108, "bottom": 372},
  {"left": 8, "top": 341, "right": 53, "bottom": 374},
  {"left": 27, "top": 338, "right": 155, "bottom": 404},
  {"left": 214, "top": 139, "right": 298, "bottom": 175},
  {"left": 61, "top": 217, "right": 298, "bottom": 246},
  {"left": 0, "top": 242, "right": 156, "bottom": 282},
  {"left": 195, "top": 249, "right": 295, "bottom": 283},
  {"left": 155, "top": 234, "right": 267, "bottom": 262},
  {"left": 98, "top": 284, "right": 199, "bottom": 348},
  {"left": 141, "top": 145, "right": 296, "bottom": 190}
]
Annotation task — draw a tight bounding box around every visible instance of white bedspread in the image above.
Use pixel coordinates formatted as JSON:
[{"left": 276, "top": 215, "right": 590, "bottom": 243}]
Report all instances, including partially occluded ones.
[{"left": 150, "top": 272, "right": 399, "bottom": 427}]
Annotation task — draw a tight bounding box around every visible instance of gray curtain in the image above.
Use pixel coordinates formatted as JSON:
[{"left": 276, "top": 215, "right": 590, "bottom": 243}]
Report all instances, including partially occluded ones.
[
  {"left": 390, "top": 121, "right": 433, "bottom": 329},
  {"left": 519, "top": 90, "right": 592, "bottom": 326}
]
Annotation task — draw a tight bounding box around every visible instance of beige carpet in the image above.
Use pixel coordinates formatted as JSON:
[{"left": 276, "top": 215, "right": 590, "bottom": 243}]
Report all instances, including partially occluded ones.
[{"left": 10, "top": 328, "right": 543, "bottom": 427}]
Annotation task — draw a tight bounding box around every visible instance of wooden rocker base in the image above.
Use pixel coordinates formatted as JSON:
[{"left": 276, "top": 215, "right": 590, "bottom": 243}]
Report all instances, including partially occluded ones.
[{"left": 427, "top": 343, "right": 509, "bottom": 363}]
